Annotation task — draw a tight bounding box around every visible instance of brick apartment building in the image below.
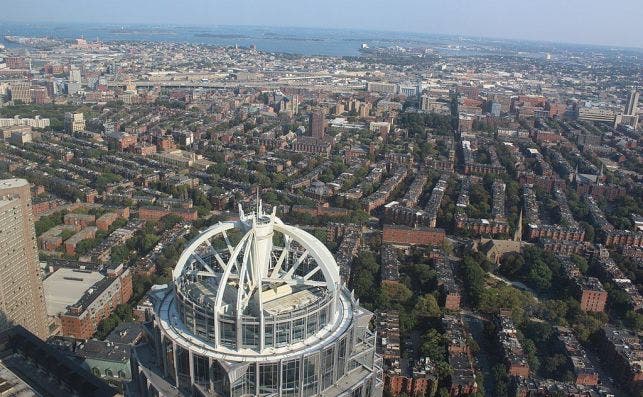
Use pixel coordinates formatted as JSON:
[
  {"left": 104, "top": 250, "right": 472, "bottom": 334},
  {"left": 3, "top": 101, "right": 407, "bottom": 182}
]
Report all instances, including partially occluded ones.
[
  {"left": 138, "top": 206, "right": 198, "bottom": 222},
  {"left": 53, "top": 265, "right": 133, "bottom": 339},
  {"left": 382, "top": 224, "right": 445, "bottom": 246}
]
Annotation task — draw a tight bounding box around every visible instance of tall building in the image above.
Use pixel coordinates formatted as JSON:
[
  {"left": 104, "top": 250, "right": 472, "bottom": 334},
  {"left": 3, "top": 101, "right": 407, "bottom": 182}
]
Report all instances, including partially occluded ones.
[
  {"left": 615, "top": 89, "right": 640, "bottom": 129},
  {"left": 68, "top": 65, "right": 82, "bottom": 95},
  {"left": 64, "top": 112, "right": 85, "bottom": 133},
  {"left": 130, "top": 205, "right": 382, "bottom": 397},
  {"left": 625, "top": 89, "right": 639, "bottom": 115},
  {"left": 0, "top": 179, "right": 49, "bottom": 339},
  {"left": 310, "top": 110, "right": 325, "bottom": 139},
  {"left": 9, "top": 82, "right": 32, "bottom": 104}
]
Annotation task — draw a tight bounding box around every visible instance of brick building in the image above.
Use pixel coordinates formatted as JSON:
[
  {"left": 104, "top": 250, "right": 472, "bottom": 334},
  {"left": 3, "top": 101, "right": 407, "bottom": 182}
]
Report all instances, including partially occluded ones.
[
  {"left": 382, "top": 224, "right": 445, "bottom": 246},
  {"left": 138, "top": 206, "right": 198, "bottom": 222},
  {"left": 494, "top": 311, "right": 530, "bottom": 377},
  {"left": 44, "top": 264, "right": 133, "bottom": 339},
  {"left": 96, "top": 212, "right": 119, "bottom": 231}
]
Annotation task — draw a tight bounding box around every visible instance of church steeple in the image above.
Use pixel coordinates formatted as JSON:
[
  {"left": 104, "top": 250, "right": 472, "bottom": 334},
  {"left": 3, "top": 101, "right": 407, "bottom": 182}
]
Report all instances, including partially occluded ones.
[{"left": 513, "top": 210, "right": 523, "bottom": 242}]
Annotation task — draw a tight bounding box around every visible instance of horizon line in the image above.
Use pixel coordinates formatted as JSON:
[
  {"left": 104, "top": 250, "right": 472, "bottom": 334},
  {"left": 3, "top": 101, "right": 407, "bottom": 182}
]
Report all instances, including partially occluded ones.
[{"left": 1, "top": 19, "right": 642, "bottom": 52}]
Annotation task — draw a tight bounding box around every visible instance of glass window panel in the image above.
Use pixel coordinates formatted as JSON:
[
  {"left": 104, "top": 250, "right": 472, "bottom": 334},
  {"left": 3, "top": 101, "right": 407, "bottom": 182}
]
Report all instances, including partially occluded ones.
[
  {"left": 220, "top": 321, "right": 236, "bottom": 349},
  {"left": 281, "top": 359, "right": 300, "bottom": 397},
  {"left": 306, "top": 313, "right": 317, "bottom": 337},
  {"left": 321, "top": 346, "right": 334, "bottom": 389},
  {"left": 259, "top": 363, "right": 279, "bottom": 394},
  {"left": 276, "top": 322, "right": 290, "bottom": 347},
  {"left": 303, "top": 353, "right": 319, "bottom": 397},
  {"left": 242, "top": 323, "right": 260, "bottom": 348},
  {"left": 292, "top": 319, "right": 305, "bottom": 343},
  {"left": 264, "top": 323, "right": 274, "bottom": 348}
]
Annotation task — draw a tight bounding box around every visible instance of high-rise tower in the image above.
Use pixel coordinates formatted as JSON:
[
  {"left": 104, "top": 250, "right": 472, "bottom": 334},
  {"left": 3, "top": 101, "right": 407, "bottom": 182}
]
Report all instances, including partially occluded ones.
[
  {"left": 310, "top": 111, "right": 325, "bottom": 139},
  {"left": 0, "top": 179, "right": 49, "bottom": 339},
  {"left": 130, "top": 204, "right": 382, "bottom": 397},
  {"left": 625, "top": 89, "right": 639, "bottom": 116}
]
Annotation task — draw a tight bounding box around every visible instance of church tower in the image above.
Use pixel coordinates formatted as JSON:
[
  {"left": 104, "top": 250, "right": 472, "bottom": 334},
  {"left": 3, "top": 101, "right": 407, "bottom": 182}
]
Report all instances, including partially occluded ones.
[{"left": 513, "top": 210, "right": 523, "bottom": 242}]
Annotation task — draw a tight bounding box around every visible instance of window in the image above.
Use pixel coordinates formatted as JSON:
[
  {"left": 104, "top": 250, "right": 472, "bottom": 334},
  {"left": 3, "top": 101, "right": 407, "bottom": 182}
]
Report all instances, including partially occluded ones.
[
  {"left": 303, "top": 354, "right": 319, "bottom": 397},
  {"left": 259, "top": 363, "right": 279, "bottom": 394},
  {"left": 281, "top": 359, "right": 300, "bottom": 397},
  {"left": 264, "top": 323, "right": 274, "bottom": 348},
  {"left": 105, "top": 368, "right": 113, "bottom": 377},
  {"left": 276, "top": 322, "right": 290, "bottom": 347},
  {"left": 193, "top": 354, "right": 209, "bottom": 385},
  {"left": 242, "top": 323, "right": 260, "bottom": 348},
  {"left": 92, "top": 367, "right": 100, "bottom": 377},
  {"left": 118, "top": 370, "right": 126, "bottom": 379},
  {"left": 306, "top": 313, "right": 317, "bottom": 337},
  {"left": 319, "top": 308, "right": 327, "bottom": 328},
  {"left": 321, "top": 346, "right": 335, "bottom": 389},
  {"left": 220, "top": 321, "right": 236, "bottom": 348},
  {"left": 337, "top": 337, "right": 347, "bottom": 377},
  {"left": 231, "top": 368, "right": 256, "bottom": 397},
  {"left": 292, "top": 318, "right": 305, "bottom": 342}
]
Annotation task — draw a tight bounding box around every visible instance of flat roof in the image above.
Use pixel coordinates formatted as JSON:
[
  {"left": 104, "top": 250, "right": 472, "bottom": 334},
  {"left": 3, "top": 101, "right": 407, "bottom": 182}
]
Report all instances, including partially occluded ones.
[
  {"left": 263, "top": 288, "right": 319, "bottom": 316},
  {"left": 43, "top": 268, "right": 105, "bottom": 316},
  {"left": 0, "top": 178, "right": 28, "bottom": 189}
]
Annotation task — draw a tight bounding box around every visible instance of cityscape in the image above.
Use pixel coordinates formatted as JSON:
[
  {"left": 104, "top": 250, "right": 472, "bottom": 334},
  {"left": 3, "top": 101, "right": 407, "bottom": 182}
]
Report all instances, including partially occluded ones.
[{"left": 0, "top": 3, "right": 642, "bottom": 397}]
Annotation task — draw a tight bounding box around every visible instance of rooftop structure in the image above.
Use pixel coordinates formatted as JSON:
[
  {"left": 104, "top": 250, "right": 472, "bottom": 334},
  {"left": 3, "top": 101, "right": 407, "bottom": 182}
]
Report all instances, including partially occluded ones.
[
  {"left": 131, "top": 204, "right": 382, "bottom": 397},
  {"left": 43, "top": 268, "right": 105, "bottom": 316},
  {"left": 42, "top": 264, "right": 133, "bottom": 339}
]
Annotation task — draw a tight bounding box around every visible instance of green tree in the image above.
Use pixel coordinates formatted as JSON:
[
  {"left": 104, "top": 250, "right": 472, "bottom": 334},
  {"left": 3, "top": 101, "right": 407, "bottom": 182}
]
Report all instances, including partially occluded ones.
[
  {"left": 420, "top": 329, "right": 446, "bottom": 362},
  {"left": 527, "top": 260, "right": 552, "bottom": 291},
  {"left": 381, "top": 282, "right": 413, "bottom": 306},
  {"left": 414, "top": 294, "right": 441, "bottom": 318}
]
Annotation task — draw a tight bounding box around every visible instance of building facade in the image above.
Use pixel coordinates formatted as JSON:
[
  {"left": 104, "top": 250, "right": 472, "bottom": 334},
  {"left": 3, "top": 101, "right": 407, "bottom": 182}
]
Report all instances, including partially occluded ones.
[{"left": 0, "top": 179, "right": 49, "bottom": 339}]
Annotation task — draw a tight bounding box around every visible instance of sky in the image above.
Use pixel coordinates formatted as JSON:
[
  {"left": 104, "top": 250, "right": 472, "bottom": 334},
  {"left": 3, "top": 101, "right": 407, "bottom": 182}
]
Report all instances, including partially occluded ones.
[{"left": 1, "top": 0, "right": 642, "bottom": 48}]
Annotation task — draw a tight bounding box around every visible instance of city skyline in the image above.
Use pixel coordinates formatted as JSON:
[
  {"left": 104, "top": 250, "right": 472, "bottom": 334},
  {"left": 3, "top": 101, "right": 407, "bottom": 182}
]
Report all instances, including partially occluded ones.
[{"left": 0, "top": 0, "right": 642, "bottom": 49}]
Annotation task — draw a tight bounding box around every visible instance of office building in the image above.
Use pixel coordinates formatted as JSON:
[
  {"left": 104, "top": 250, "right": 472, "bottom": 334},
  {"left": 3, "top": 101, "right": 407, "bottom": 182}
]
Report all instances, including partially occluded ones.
[
  {"left": 0, "top": 179, "right": 49, "bottom": 339},
  {"left": 130, "top": 205, "right": 382, "bottom": 397}
]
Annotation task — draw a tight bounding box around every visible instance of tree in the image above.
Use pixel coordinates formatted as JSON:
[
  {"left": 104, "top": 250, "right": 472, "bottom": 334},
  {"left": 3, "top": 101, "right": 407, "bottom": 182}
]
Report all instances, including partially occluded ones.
[
  {"left": 414, "top": 294, "right": 441, "bottom": 318},
  {"left": 541, "top": 299, "right": 569, "bottom": 325},
  {"left": 420, "top": 329, "right": 446, "bottom": 361},
  {"left": 381, "top": 282, "right": 413, "bottom": 306},
  {"left": 579, "top": 221, "right": 595, "bottom": 243},
  {"left": 521, "top": 337, "right": 540, "bottom": 373},
  {"left": 437, "top": 388, "right": 450, "bottom": 397},
  {"left": 527, "top": 260, "right": 552, "bottom": 291},
  {"left": 110, "top": 244, "right": 130, "bottom": 264},
  {"left": 352, "top": 269, "right": 374, "bottom": 300},
  {"left": 355, "top": 251, "right": 379, "bottom": 274},
  {"left": 461, "top": 256, "right": 486, "bottom": 307},
  {"left": 160, "top": 214, "right": 183, "bottom": 230},
  {"left": 499, "top": 253, "right": 524, "bottom": 278}
]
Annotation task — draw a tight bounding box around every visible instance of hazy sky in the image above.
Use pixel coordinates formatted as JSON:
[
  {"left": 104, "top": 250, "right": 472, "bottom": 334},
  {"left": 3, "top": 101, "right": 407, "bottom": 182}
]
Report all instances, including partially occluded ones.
[{"left": 1, "top": 0, "right": 642, "bottom": 48}]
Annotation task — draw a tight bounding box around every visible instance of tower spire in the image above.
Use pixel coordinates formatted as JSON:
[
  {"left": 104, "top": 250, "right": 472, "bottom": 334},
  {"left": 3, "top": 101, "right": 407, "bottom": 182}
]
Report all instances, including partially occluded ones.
[{"left": 514, "top": 210, "right": 523, "bottom": 242}]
